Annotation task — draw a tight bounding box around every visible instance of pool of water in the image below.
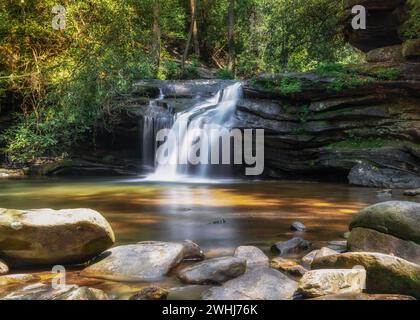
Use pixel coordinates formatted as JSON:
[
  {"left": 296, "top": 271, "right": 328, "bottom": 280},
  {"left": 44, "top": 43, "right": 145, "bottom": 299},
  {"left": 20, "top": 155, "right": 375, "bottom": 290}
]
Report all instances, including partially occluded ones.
[{"left": 0, "top": 177, "right": 417, "bottom": 298}]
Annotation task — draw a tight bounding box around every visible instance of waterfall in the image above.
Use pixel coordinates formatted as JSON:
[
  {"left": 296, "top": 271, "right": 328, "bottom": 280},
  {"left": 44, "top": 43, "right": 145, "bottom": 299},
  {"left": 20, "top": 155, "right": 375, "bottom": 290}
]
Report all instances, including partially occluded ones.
[
  {"left": 147, "top": 82, "right": 243, "bottom": 181},
  {"left": 141, "top": 89, "right": 173, "bottom": 168}
]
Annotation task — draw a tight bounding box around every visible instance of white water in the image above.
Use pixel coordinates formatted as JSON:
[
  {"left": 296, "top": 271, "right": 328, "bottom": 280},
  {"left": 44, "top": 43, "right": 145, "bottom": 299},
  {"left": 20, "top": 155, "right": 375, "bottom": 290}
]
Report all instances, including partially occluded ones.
[{"left": 147, "top": 82, "right": 243, "bottom": 182}]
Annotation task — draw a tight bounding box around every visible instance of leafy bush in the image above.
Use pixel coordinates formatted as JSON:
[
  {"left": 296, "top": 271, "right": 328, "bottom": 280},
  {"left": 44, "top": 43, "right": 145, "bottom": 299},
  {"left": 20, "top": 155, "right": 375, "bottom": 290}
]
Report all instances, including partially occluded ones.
[
  {"left": 279, "top": 77, "right": 302, "bottom": 95},
  {"left": 373, "top": 68, "right": 401, "bottom": 81},
  {"left": 216, "top": 67, "right": 234, "bottom": 80}
]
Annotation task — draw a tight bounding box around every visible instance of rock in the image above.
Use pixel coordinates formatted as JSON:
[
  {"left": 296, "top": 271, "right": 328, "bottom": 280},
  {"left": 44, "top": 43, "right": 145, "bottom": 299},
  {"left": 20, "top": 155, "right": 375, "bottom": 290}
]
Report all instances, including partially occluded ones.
[
  {"left": 343, "top": 232, "right": 351, "bottom": 239},
  {"left": 377, "top": 189, "right": 393, "bottom": 198},
  {"left": 182, "top": 240, "right": 205, "bottom": 261},
  {"left": 313, "top": 247, "right": 340, "bottom": 262},
  {"left": 366, "top": 45, "right": 404, "bottom": 63},
  {"left": 270, "top": 257, "right": 308, "bottom": 277},
  {"left": 80, "top": 241, "right": 185, "bottom": 282},
  {"left": 0, "top": 274, "right": 40, "bottom": 287},
  {"left": 404, "top": 188, "right": 420, "bottom": 197},
  {"left": 0, "top": 208, "right": 115, "bottom": 266},
  {"left": 0, "top": 283, "right": 109, "bottom": 300},
  {"left": 349, "top": 201, "right": 420, "bottom": 243},
  {"left": 129, "top": 287, "right": 169, "bottom": 300},
  {"left": 290, "top": 221, "right": 306, "bottom": 232},
  {"left": 167, "top": 285, "right": 212, "bottom": 300},
  {"left": 312, "top": 252, "right": 420, "bottom": 299},
  {"left": 234, "top": 246, "right": 269, "bottom": 268},
  {"left": 348, "top": 227, "right": 420, "bottom": 264},
  {"left": 327, "top": 241, "right": 348, "bottom": 253},
  {"left": 403, "top": 39, "right": 420, "bottom": 61},
  {"left": 302, "top": 250, "right": 319, "bottom": 266},
  {"left": 271, "top": 237, "right": 311, "bottom": 256},
  {"left": 297, "top": 269, "right": 366, "bottom": 298},
  {"left": 177, "top": 257, "right": 246, "bottom": 285},
  {"left": 202, "top": 267, "right": 298, "bottom": 300},
  {"left": 348, "top": 163, "right": 420, "bottom": 189},
  {"left": 211, "top": 218, "right": 226, "bottom": 224},
  {"left": 311, "top": 293, "right": 416, "bottom": 300},
  {"left": 0, "top": 260, "right": 8, "bottom": 275}
]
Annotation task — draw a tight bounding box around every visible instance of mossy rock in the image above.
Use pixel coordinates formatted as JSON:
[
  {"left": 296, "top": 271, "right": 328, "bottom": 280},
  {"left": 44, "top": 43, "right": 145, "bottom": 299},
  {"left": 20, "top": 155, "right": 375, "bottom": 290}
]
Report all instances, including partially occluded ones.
[
  {"left": 403, "top": 39, "right": 420, "bottom": 61},
  {"left": 349, "top": 201, "right": 420, "bottom": 244},
  {"left": 0, "top": 208, "right": 115, "bottom": 266}
]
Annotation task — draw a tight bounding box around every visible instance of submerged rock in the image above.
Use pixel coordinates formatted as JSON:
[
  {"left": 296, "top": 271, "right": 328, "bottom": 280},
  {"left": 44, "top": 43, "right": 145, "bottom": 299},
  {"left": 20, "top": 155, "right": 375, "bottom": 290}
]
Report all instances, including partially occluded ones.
[
  {"left": 234, "top": 246, "right": 269, "bottom": 268},
  {"left": 290, "top": 221, "right": 306, "bottom": 232},
  {"left": 182, "top": 240, "right": 205, "bottom": 261},
  {"left": 0, "top": 283, "right": 109, "bottom": 300},
  {"left": 270, "top": 257, "right": 308, "bottom": 277},
  {"left": 0, "top": 274, "right": 40, "bottom": 287},
  {"left": 0, "top": 208, "right": 115, "bottom": 266},
  {"left": 348, "top": 227, "right": 420, "bottom": 264},
  {"left": 0, "top": 260, "right": 8, "bottom": 275},
  {"left": 271, "top": 237, "right": 311, "bottom": 256},
  {"left": 312, "top": 252, "right": 420, "bottom": 299},
  {"left": 129, "top": 287, "right": 169, "bottom": 300},
  {"left": 177, "top": 257, "right": 246, "bottom": 285},
  {"left": 297, "top": 269, "right": 366, "bottom": 298},
  {"left": 202, "top": 267, "right": 298, "bottom": 300},
  {"left": 81, "top": 241, "right": 185, "bottom": 282}
]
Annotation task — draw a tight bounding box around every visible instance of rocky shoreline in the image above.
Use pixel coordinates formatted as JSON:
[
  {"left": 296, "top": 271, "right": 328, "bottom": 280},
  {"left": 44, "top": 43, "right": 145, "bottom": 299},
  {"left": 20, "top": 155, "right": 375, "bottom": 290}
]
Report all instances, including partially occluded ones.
[{"left": 1, "top": 200, "right": 420, "bottom": 300}]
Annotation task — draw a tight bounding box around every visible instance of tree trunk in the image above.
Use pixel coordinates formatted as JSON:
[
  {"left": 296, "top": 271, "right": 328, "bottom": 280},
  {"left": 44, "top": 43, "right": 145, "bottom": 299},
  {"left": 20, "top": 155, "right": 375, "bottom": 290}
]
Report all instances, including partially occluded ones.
[
  {"left": 182, "top": 0, "right": 199, "bottom": 70},
  {"left": 152, "top": 0, "right": 161, "bottom": 66},
  {"left": 227, "top": 0, "right": 235, "bottom": 73},
  {"left": 191, "top": 0, "right": 200, "bottom": 57}
]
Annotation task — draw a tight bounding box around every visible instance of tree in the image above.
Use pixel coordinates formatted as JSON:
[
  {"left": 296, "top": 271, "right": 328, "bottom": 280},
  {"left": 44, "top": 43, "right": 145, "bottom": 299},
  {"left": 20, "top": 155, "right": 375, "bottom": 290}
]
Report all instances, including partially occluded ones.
[
  {"left": 227, "top": 0, "right": 235, "bottom": 73},
  {"left": 152, "top": 0, "right": 162, "bottom": 66},
  {"left": 182, "top": 0, "right": 199, "bottom": 69}
]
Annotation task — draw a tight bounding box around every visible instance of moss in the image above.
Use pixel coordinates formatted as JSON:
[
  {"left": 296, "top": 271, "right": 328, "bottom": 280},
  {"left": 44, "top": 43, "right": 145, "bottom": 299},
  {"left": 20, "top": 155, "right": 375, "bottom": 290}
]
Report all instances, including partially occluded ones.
[
  {"left": 279, "top": 77, "right": 302, "bottom": 95},
  {"left": 373, "top": 68, "right": 401, "bottom": 81},
  {"left": 325, "top": 138, "right": 404, "bottom": 150}
]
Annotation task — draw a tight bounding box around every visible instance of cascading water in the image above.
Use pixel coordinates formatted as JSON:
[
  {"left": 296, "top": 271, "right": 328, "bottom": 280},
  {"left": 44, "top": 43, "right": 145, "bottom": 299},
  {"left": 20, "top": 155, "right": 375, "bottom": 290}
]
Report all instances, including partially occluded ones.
[{"left": 146, "top": 82, "right": 243, "bottom": 182}]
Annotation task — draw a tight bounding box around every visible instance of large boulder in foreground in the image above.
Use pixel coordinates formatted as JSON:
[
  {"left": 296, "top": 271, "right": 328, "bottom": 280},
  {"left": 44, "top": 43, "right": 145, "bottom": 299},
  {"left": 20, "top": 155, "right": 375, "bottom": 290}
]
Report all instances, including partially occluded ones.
[
  {"left": 348, "top": 201, "right": 420, "bottom": 263},
  {"left": 312, "top": 252, "right": 420, "bottom": 299},
  {"left": 349, "top": 201, "right": 420, "bottom": 243},
  {"left": 297, "top": 269, "right": 366, "bottom": 298},
  {"left": 81, "top": 242, "right": 185, "bottom": 282},
  {"left": 0, "top": 260, "right": 8, "bottom": 275},
  {"left": 202, "top": 267, "right": 298, "bottom": 300},
  {"left": 0, "top": 208, "right": 115, "bottom": 266},
  {"left": 177, "top": 257, "right": 246, "bottom": 284}
]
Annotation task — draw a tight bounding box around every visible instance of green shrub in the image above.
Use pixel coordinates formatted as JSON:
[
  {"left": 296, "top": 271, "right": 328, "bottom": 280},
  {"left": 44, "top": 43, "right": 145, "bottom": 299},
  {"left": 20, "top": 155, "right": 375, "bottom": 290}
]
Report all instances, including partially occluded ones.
[
  {"left": 315, "top": 63, "right": 347, "bottom": 76},
  {"left": 279, "top": 77, "right": 302, "bottom": 95},
  {"left": 216, "top": 67, "right": 234, "bottom": 80},
  {"left": 373, "top": 68, "right": 401, "bottom": 81}
]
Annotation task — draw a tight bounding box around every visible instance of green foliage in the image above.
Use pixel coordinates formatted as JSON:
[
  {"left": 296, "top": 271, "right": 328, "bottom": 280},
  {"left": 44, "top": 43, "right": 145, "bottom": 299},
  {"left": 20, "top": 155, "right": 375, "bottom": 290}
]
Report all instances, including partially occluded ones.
[
  {"left": 315, "top": 63, "right": 348, "bottom": 77},
  {"left": 279, "top": 77, "right": 302, "bottom": 95},
  {"left": 403, "top": 0, "right": 420, "bottom": 39},
  {"left": 326, "top": 138, "right": 401, "bottom": 150},
  {"left": 216, "top": 67, "right": 235, "bottom": 80},
  {"left": 373, "top": 68, "right": 401, "bottom": 81}
]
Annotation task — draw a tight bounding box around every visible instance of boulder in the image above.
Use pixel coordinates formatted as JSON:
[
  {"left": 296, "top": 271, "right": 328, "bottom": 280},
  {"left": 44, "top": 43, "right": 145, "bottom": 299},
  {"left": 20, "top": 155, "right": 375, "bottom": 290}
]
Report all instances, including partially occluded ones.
[
  {"left": 404, "top": 188, "right": 420, "bottom": 197},
  {"left": 366, "top": 45, "right": 404, "bottom": 63},
  {"left": 0, "top": 208, "right": 115, "bottom": 266},
  {"left": 349, "top": 201, "right": 420, "bottom": 243},
  {"left": 297, "top": 269, "right": 366, "bottom": 298},
  {"left": 270, "top": 257, "right": 308, "bottom": 277},
  {"left": 202, "top": 267, "right": 298, "bottom": 300},
  {"left": 403, "top": 39, "right": 420, "bottom": 61},
  {"left": 302, "top": 250, "right": 319, "bottom": 266},
  {"left": 182, "top": 240, "right": 205, "bottom": 261},
  {"left": 0, "top": 283, "right": 109, "bottom": 300},
  {"left": 327, "top": 241, "right": 348, "bottom": 253},
  {"left": 0, "top": 274, "right": 39, "bottom": 287},
  {"left": 177, "top": 257, "right": 246, "bottom": 285},
  {"left": 312, "top": 252, "right": 420, "bottom": 299},
  {"left": 311, "top": 293, "right": 416, "bottom": 300},
  {"left": 271, "top": 237, "right": 311, "bottom": 256},
  {"left": 348, "top": 163, "right": 420, "bottom": 189},
  {"left": 234, "top": 246, "right": 269, "bottom": 268},
  {"left": 80, "top": 242, "right": 185, "bottom": 282},
  {"left": 348, "top": 227, "right": 420, "bottom": 264},
  {"left": 290, "top": 221, "right": 306, "bottom": 232},
  {"left": 129, "top": 287, "right": 169, "bottom": 300},
  {"left": 0, "top": 260, "right": 8, "bottom": 275}
]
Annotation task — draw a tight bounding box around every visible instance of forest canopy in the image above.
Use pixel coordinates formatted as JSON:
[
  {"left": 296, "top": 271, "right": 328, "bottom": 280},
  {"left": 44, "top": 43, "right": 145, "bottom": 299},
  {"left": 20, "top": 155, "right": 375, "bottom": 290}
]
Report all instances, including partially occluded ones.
[{"left": 0, "top": 0, "right": 365, "bottom": 163}]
